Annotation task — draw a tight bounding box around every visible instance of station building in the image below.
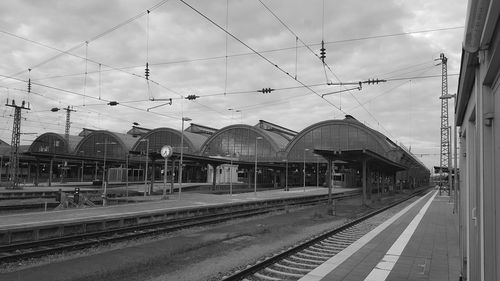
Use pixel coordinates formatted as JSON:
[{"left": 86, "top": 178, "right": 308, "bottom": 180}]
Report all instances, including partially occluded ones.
[
  {"left": 456, "top": 1, "right": 500, "bottom": 280},
  {"left": 1, "top": 115, "right": 429, "bottom": 202}
]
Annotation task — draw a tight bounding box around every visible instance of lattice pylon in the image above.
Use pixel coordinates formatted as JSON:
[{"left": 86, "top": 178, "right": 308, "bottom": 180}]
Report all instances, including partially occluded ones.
[{"left": 439, "top": 53, "right": 450, "bottom": 188}]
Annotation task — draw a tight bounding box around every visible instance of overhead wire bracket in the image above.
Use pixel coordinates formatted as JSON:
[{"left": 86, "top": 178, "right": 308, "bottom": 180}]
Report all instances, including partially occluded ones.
[
  {"left": 322, "top": 86, "right": 361, "bottom": 98},
  {"left": 147, "top": 99, "right": 172, "bottom": 111}
]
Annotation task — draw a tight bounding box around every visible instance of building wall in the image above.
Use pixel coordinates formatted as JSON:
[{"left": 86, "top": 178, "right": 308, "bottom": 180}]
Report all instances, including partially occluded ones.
[{"left": 457, "top": 2, "right": 500, "bottom": 279}]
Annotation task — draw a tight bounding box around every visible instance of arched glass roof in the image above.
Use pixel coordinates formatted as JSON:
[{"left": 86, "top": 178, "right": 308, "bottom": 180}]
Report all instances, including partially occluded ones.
[
  {"left": 0, "top": 139, "right": 9, "bottom": 147},
  {"left": 285, "top": 116, "right": 402, "bottom": 163},
  {"left": 28, "top": 133, "right": 82, "bottom": 154},
  {"left": 74, "top": 131, "right": 137, "bottom": 160},
  {"left": 200, "top": 125, "right": 283, "bottom": 162},
  {"left": 131, "top": 127, "right": 207, "bottom": 155}
]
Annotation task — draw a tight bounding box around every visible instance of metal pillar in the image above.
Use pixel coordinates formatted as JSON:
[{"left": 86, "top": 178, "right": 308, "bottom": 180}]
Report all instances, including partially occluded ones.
[
  {"left": 49, "top": 158, "right": 53, "bottom": 187},
  {"left": 163, "top": 157, "right": 168, "bottom": 198},
  {"left": 179, "top": 117, "right": 191, "bottom": 199},
  {"left": 285, "top": 159, "right": 288, "bottom": 191},
  {"left": 212, "top": 164, "right": 217, "bottom": 190},
  {"left": 170, "top": 160, "right": 175, "bottom": 193},
  {"left": 362, "top": 159, "right": 367, "bottom": 205},
  {"left": 327, "top": 158, "right": 332, "bottom": 204}
]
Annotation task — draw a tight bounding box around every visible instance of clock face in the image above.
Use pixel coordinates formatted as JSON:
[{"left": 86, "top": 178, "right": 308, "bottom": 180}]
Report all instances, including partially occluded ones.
[{"left": 160, "top": 145, "right": 173, "bottom": 158}]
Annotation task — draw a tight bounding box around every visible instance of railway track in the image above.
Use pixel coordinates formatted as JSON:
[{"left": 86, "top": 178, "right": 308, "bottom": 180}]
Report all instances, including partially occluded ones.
[
  {"left": 0, "top": 191, "right": 359, "bottom": 263},
  {"left": 221, "top": 188, "right": 430, "bottom": 281}
]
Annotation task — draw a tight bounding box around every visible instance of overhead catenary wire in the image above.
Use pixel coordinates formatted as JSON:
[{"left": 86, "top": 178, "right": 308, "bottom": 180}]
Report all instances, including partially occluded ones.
[
  {"left": 83, "top": 41, "right": 89, "bottom": 106},
  {"left": 224, "top": 0, "right": 229, "bottom": 95},
  {"left": 0, "top": 36, "right": 183, "bottom": 100},
  {"left": 1, "top": 26, "right": 462, "bottom": 89},
  {"left": 0, "top": 73, "right": 181, "bottom": 121},
  {"left": 2, "top": 0, "right": 173, "bottom": 81},
  {"left": 0, "top": 1, "right": 464, "bottom": 144},
  {"left": 179, "top": 0, "right": 345, "bottom": 114}
]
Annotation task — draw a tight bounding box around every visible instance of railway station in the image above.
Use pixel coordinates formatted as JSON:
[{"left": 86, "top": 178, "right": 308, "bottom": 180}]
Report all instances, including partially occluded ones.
[
  {"left": 2, "top": 0, "right": 500, "bottom": 280},
  {"left": 1, "top": 116, "right": 429, "bottom": 200}
]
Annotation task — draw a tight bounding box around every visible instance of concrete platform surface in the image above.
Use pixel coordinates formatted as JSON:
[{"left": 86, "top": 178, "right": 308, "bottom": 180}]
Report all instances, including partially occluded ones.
[
  {"left": 298, "top": 190, "right": 460, "bottom": 281},
  {"left": 0, "top": 187, "right": 356, "bottom": 230}
]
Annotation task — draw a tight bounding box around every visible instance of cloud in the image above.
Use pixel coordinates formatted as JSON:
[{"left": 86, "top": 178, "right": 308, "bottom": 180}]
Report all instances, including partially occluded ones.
[{"left": 0, "top": 0, "right": 468, "bottom": 170}]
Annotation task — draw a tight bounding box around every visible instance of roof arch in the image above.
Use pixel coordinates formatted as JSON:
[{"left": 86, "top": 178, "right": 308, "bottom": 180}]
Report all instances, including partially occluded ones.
[
  {"left": 131, "top": 127, "right": 207, "bottom": 155},
  {"left": 0, "top": 139, "right": 9, "bottom": 147},
  {"left": 28, "top": 133, "right": 82, "bottom": 154},
  {"left": 285, "top": 116, "right": 402, "bottom": 162},
  {"left": 200, "top": 124, "right": 283, "bottom": 162},
  {"left": 74, "top": 130, "right": 137, "bottom": 160}
]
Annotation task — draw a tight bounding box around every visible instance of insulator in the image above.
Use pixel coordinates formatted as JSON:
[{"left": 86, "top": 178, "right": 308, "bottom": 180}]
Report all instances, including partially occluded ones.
[
  {"left": 320, "top": 40, "right": 326, "bottom": 62},
  {"left": 258, "top": 88, "right": 274, "bottom": 94},
  {"left": 186, "top": 95, "right": 199, "bottom": 100},
  {"left": 28, "top": 78, "right": 31, "bottom": 93}
]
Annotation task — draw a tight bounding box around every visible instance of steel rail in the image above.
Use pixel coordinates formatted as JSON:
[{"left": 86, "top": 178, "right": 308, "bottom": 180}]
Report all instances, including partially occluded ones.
[
  {"left": 0, "top": 191, "right": 360, "bottom": 263},
  {"left": 221, "top": 187, "right": 431, "bottom": 281}
]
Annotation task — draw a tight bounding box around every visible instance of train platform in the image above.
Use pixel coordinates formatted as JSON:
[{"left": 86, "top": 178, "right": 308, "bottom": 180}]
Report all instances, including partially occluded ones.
[
  {"left": 299, "top": 189, "right": 460, "bottom": 281},
  {"left": 0, "top": 186, "right": 355, "bottom": 231}
]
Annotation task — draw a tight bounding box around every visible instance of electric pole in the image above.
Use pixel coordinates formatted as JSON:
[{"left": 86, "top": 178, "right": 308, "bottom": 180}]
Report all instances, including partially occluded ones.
[
  {"left": 437, "top": 53, "right": 449, "bottom": 195},
  {"left": 51, "top": 106, "right": 75, "bottom": 152},
  {"left": 64, "top": 106, "right": 75, "bottom": 150},
  {"left": 5, "top": 99, "right": 30, "bottom": 189}
]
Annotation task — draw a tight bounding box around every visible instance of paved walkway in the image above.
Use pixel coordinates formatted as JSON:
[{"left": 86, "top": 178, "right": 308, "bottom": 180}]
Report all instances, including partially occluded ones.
[{"left": 299, "top": 190, "right": 460, "bottom": 281}]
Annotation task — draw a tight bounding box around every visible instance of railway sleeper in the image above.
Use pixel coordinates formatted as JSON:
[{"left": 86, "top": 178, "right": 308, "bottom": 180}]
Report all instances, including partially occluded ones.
[
  {"left": 253, "top": 272, "right": 282, "bottom": 281},
  {"left": 288, "top": 255, "right": 324, "bottom": 265},
  {"left": 334, "top": 232, "right": 362, "bottom": 239},
  {"left": 273, "top": 263, "right": 311, "bottom": 274},
  {"left": 316, "top": 245, "right": 343, "bottom": 253},
  {"left": 264, "top": 267, "right": 305, "bottom": 278},
  {"left": 302, "top": 248, "right": 332, "bottom": 258},
  {"left": 294, "top": 252, "right": 328, "bottom": 261},
  {"left": 309, "top": 245, "right": 339, "bottom": 254},
  {"left": 321, "top": 237, "right": 354, "bottom": 248},
  {"left": 282, "top": 258, "right": 318, "bottom": 269},
  {"left": 326, "top": 233, "right": 357, "bottom": 240},
  {"left": 323, "top": 238, "right": 353, "bottom": 246}
]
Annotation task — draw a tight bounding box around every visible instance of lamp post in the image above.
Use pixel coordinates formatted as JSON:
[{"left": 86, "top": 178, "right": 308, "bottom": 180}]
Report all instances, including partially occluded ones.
[
  {"left": 160, "top": 145, "right": 173, "bottom": 200},
  {"left": 440, "top": 93, "right": 458, "bottom": 212},
  {"left": 139, "top": 138, "right": 150, "bottom": 196},
  {"left": 96, "top": 139, "right": 116, "bottom": 206},
  {"left": 254, "top": 137, "right": 263, "bottom": 196},
  {"left": 179, "top": 117, "right": 191, "bottom": 200},
  {"left": 303, "top": 148, "right": 309, "bottom": 192}
]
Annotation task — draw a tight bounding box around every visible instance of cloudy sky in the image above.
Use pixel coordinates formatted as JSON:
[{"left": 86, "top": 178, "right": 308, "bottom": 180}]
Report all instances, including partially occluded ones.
[{"left": 0, "top": 0, "right": 467, "bottom": 170}]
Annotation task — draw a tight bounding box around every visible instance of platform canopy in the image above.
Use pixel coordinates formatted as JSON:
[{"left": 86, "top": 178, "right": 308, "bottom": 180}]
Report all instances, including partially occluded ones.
[
  {"left": 28, "top": 132, "right": 82, "bottom": 155},
  {"left": 285, "top": 116, "right": 404, "bottom": 164},
  {"left": 131, "top": 127, "right": 208, "bottom": 160},
  {"left": 314, "top": 149, "right": 407, "bottom": 173},
  {"left": 74, "top": 130, "right": 137, "bottom": 160},
  {"left": 200, "top": 124, "right": 291, "bottom": 162}
]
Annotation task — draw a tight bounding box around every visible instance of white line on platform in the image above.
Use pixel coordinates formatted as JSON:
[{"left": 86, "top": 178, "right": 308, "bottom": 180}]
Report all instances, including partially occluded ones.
[
  {"left": 298, "top": 191, "right": 435, "bottom": 281},
  {"left": 363, "top": 191, "right": 437, "bottom": 281}
]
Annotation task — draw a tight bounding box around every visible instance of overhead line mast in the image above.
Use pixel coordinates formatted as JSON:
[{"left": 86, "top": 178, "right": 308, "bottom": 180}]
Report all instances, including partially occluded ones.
[
  {"left": 5, "top": 99, "right": 30, "bottom": 189},
  {"left": 437, "top": 53, "right": 449, "bottom": 193}
]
